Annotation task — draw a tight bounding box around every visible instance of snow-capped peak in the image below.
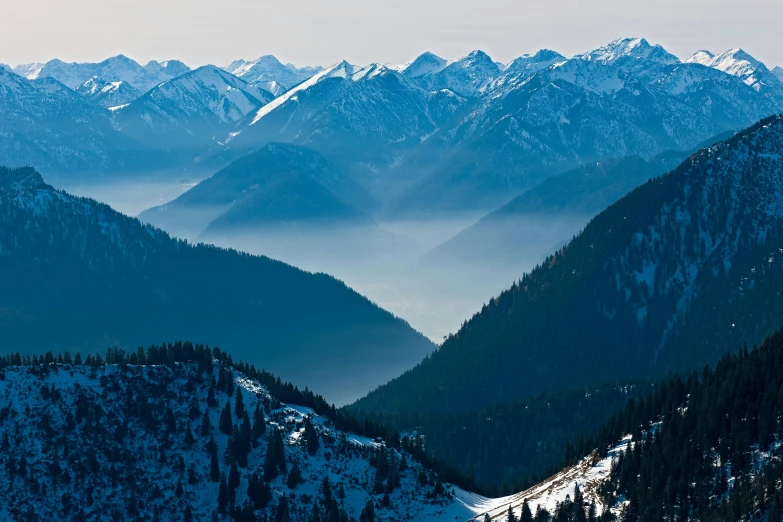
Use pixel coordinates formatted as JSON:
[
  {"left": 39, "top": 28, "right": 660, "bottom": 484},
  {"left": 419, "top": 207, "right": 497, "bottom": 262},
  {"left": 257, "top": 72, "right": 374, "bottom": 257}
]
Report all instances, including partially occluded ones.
[
  {"left": 12, "top": 61, "right": 45, "bottom": 79},
  {"left": 224, "top": 55, "right": 323, "bottom": 94},
  {"left": 695, "top": 48, "right": 765, "bottom": 76},
  {"left": 133, "top": 65, "right": 272, "bottom": 123},
  {"left": 504, "top": 49, "right": 565, "bottom": 71},
  {"left": 582, "top": 37, "right": 680, "bottom": 65},
  {"left": 395, "top": 52, "right": 448, "bottom": 78},
  {"left": 684, "top": 50, "right": 716, "bottom": 66},
  {"left": 451, "top": 49, "right": 496, "bottom": 68},
  {"left": 414, "top": 50, "right": 501, "bottom": 97},
  {"left": 248, "top": 60, "right": 358, "bottom": 125},
  {"left": 351, "top": 63, "right": 393, "bottom": 81},
  {"left": 224, "top": 59, "right": 248, "bottom": 74},
  {"left": 686, "top": 48, "right": 779, "bottom": 91}
]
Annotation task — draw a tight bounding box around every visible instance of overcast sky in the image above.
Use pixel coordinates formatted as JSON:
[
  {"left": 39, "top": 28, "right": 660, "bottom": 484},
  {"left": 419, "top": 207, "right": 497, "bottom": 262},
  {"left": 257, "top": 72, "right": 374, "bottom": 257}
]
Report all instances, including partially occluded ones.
[{"left": 1, "top": 0, "right": 781, "bottom": 69}]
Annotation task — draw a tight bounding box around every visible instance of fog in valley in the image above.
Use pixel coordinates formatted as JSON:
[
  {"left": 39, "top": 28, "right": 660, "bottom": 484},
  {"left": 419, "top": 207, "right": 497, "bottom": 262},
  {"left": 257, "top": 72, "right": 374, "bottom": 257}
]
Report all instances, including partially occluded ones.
[
  {"left": 53, "top": 174, "right": 591, "bottom": 342},
  {"left": 54, "top": 174, "right": 204, "bottom": 217}
]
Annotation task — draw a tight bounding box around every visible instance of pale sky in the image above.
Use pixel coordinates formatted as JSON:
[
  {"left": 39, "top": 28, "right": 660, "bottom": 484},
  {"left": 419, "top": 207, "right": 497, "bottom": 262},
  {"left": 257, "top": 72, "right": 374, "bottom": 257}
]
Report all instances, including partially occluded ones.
[{"left": 1, "top": 0, "right": 781, "bottom": 69}]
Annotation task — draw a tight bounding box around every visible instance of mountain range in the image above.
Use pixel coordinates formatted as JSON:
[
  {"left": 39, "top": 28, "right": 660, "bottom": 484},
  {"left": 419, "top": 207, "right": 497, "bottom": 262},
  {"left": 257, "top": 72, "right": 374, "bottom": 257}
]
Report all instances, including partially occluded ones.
[
  {"left": 12, "top": 55, "right": 190, "bottom": 92},
  {"left": 0, "top": 166, "right": 434, "bottom": 405},
  {"left": 111, "top": 66, "right": 275, "bottom": 164},
  {"left": 350, "top": 115, "right": 783, "bottom": 415},
  {"left": 3, "top": 38, "right": 782, "bottom": 209}
]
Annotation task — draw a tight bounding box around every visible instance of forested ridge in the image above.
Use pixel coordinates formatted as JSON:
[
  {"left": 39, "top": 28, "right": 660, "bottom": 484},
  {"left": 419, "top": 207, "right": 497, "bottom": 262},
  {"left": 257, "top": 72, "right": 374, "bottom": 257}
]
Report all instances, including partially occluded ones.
[
  {"left": 566, "top": 331, "right": 783, "bottom": 521},
  {"left": 0, "top": 341, "right": 475, "bottom": 521},
  {"left": 352, "top": 115, "right": 783, "bottom": 415},
  {"left": 0, "top": 166, "right": 434, "bottom": 404}
]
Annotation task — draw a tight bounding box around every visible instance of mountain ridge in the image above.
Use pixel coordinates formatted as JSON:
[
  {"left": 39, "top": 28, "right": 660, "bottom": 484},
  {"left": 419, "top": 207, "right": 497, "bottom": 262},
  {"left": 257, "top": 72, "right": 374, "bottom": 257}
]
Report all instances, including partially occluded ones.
[{"left": 0, "top": 165, "right": 435, "bottom": 405}]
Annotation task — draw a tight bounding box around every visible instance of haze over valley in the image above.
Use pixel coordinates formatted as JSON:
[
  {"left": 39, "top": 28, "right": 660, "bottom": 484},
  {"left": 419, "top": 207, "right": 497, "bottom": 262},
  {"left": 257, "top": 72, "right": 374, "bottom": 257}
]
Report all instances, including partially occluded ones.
[{"left": 3, "top": 19, "right": 783, "bottom": 521}]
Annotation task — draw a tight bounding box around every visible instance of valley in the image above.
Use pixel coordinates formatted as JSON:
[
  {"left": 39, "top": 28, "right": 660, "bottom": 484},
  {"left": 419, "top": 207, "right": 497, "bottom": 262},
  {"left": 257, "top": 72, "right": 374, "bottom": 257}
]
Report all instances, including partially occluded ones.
[{"left": 2, "top": 24, "right": 783, "bottom": 522}]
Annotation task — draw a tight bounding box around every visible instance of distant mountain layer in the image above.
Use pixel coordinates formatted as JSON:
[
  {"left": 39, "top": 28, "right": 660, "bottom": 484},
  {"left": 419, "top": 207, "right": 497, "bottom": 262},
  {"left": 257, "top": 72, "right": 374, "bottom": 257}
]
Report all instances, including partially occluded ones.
[
  {"left": 384, "top": 39, "right": 783, "bottom": 215},
  {"left": 13, "top": 55, "right": 190, "bottom": 92},
  {"left": 0, "top": 166, "right": 435, "bottom": 405},
  {"left": 3, "top": 39, "right": 782, "bottom": 199},
  {"left": 212, "top": 61, "right": 468, "bottom": 197},
  {"left": 113, "top": 66, "right": 274, "bottom": 162},
  {"left": 350, "top": 115, "right": 783, "bottom": 414},
  {"left": 140, "top": 142, "right": 380, "bottom": 239},
  {"left": 0, "top": 68, "right": 142, "bottom": 173},
  {"left": 422, "top": 131, "right": 736, "bottom": 270}
]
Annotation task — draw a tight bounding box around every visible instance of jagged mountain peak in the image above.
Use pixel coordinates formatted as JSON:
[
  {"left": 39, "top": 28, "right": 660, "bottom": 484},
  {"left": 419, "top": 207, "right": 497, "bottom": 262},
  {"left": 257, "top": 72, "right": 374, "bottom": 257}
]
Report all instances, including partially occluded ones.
[
  {"left": 224, "top": 54, "right": 323, "bottom": 94},
  {"left": 11, "top": 61, "right": 45, "bottom": 79},
  {"left": 144, "top": 59, "right": 190, "bottom": 79},
  {"left": 507, "top": 49, "right": 565, "bottom": 66},
  {"left": 686, "top": 47, "right": 781, "bottom": 94},
  {"left": 412, "top": 49, "right": 500, "bottom": 97},
  {"left": 685, "top": 49, "right": 716, "bottom": 65},
  {"left": 395, "top": 51, "right": 448, "bottom": 78},
  {"left": 75, "top": 76, "right": 142, "bottom": 108},
  {"left": 582, "top": 37, "right": 680, "bottom": 64},
  {"left": 774, "top": 66, "right": 783, "bottom": 81},
  {"left": 122, "top": 64, "right": 272, "bottom": 123},
  {"left": 453, "top": 49, "right": 497, "bottom": 67}
]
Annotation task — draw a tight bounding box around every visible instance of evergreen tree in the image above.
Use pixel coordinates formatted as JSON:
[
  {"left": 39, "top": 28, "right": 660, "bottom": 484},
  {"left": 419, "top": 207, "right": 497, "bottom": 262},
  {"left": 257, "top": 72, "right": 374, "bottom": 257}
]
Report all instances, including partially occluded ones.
[
  {"left": 209, "top": 450, "right": 220, "bottom": 482},
  {"left": 235, "top": 388, "right": 245, "bottom": 418},
  {"left": 359, "top": 500, "right": 375, "bottom": 522},
  {"left": 287, "top": 462, "right": 303, "bottom": 489},
  {"left": 521, "top": 500, "right": 533, "bottom": 522},
  {"left": 219, "top": 400, "right": 233, "bottom": 436},
  {"left": 304, "top": 416, "right": 320, "bottom": 456},
  {"left": 225, "top": 370, "right": 235, "bottom": 397},
  {"left": 207, "top": 376, "right": 218, "bottom": 408},
  {"left": 274, "top": 496, "right": 291, "bottom": 522},
  {"left": 252, "top": 403, "right": 266, "bottom": 445},
  {"left": 201, "top": 409, "right": 212, "bottom": 437},
  {"left": 217, "top": 472, "right": 229, "bottom": 514}
]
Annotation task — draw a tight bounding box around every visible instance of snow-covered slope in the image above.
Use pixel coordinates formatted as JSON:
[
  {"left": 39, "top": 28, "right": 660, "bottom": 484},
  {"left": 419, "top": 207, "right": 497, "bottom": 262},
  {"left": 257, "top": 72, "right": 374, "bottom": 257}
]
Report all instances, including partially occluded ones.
[
  {"left": 75, "top": 76, "right": 142, "bottom": 108},
  {"left": 224, "top": 55, "right": 322, "bottom": 95},
  {"left": 489, "top": 49, "right": 566, "bottom": 88},
  {"left": 685, "top": 48, "right": 783, "bottom": 105},
  {"left": 581, "top": 37, "right": 679, "bottom": 66},
  {"left": 774, "top": 66, "right": 783, "bottom": 82},
  {"left": 11, "top": 61, "right": 45, "bottom": 79},
  {"left": 393, "top": 52, "right": 448, "bottom": 78},
  {"left": 0, "top": 352, "right": 474, "bottom": 521}
]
